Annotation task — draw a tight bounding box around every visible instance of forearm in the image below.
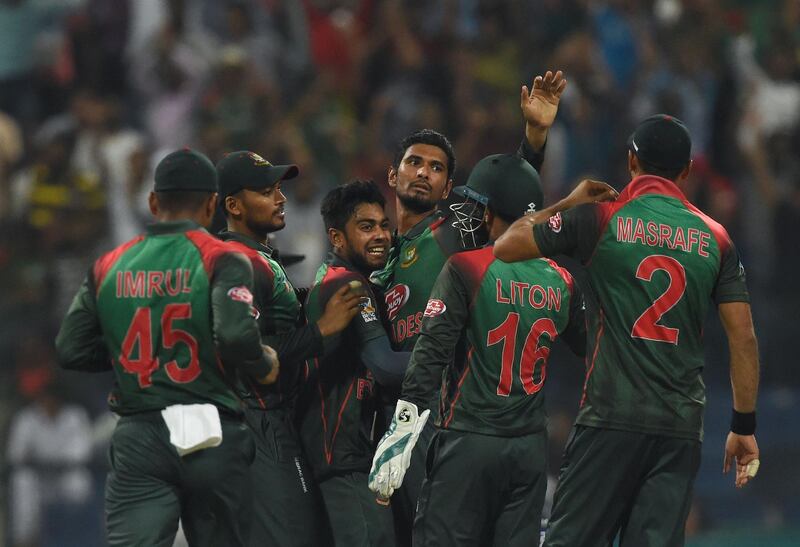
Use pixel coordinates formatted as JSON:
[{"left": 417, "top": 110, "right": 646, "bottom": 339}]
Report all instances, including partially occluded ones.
[
  {"left": 55, "top": 277, "right": 112, "bottom": 372},
  {"left": 719, "top": 302, "right": 760, "bottom": 413},
  {"left": 263, "top": 324, "right": 324, "bottom": 365},
  {"left": 729, "top": 332, "right": 759, "bottom": 413},
  {"left": 524, "top": 124, "right": 548, "bottom": 157},
  {"left": 360, "top": 336, "right": 410, "bottom": 387}
]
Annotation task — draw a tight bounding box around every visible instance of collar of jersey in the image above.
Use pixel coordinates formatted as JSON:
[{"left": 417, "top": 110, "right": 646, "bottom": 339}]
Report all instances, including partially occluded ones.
[
  {"left": 146, "top": 219, "right": 205, "bottom": 235},
  {"left": 326, "top": 251, "right": 370, "bottom": 277},
  {"left": 217, "top": 229, "right": 276, "bottom": 257},
  {"left": 398, "top": 209, "right": 446, "bottom": 242},
  {"left": 619, "top": 175, "right": 687, "bottom": 203}
]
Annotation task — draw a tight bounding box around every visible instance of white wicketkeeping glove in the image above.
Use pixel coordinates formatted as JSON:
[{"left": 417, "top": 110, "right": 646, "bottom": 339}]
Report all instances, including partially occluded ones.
[{"left": 368, "top": 399, "right": 430, "bottom": 501}]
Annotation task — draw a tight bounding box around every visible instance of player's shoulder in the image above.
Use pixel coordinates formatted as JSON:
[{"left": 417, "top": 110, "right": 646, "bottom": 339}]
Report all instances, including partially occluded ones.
[
  {"left": 185, "top": 229, "right": 253, "bottom": 273},
  {"left": 681, "top": 201, "right": 734, "bottom": 252},
  {"left": 220, "top": 239, "right": 277, "bottom": 278},
  {"left": 93, "top": 234, "right": 146, "bottom": 285},
  {"left": 446, "top": 246, "right": 496, "bottom": 288}
]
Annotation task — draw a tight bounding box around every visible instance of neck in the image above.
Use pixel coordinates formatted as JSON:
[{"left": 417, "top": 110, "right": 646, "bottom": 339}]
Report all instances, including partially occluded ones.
[
  {"left": 333, "top": 249, "right": 370, "bottom": 277},
  {"left": 396, "top": 199, "right": 434, "bottom": 235},
  {"left": 227, "top": 220, "right": 268, "bottom": 246},
  {"left": 156, "top": 212, "right": 204, "bottom": 225}
]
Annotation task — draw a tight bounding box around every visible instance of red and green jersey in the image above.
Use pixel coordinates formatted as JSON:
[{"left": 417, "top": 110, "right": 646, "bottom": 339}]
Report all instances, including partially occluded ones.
[
  {"left": 373, "top": 139, "right": 547, "bottom": 352},
  {"left": 295, "top": 253, "right": 386, "bottom": 480},
  {"left": 55, "top": 220, "right": 271, "bottom": 415},
  {"left": 218, "top": 231, "right": 323, "bottom": 411},
  {"left": 402, "top": 245, "right": 585, "bottom": 436},
  {"left": 533, "top": 175, "right": 750, "bottom": 440}
]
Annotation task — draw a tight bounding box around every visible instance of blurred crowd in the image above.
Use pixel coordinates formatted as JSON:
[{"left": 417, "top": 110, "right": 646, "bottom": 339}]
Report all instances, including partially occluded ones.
[{"left": 0, "top": 0, "right": 798, "bottom": 545}]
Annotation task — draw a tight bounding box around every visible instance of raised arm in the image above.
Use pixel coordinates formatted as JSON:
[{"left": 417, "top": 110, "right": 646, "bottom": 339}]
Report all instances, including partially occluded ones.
[{"left": 494, "top": 179, "right": 618, "bottom": 262}]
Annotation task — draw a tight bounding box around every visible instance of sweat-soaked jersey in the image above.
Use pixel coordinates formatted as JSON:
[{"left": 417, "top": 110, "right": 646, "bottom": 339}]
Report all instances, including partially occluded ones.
[
  {"left": 533, "top": 175, "right": 750, "bottom": 441},
  {"left": 295, "top": 253, "right": 386, "bottom": 480},
  {"left": 218, "top": 231, "right": 323, "bottom": 411},
  {"left": 373, "top": 139, "right": 547, "bottom": 352},
  {"left": 403, "top": 245, "right": 586, "bottom": 436},
  {"left": 56, "top": 221, "right": 271, "bottom": 415}
]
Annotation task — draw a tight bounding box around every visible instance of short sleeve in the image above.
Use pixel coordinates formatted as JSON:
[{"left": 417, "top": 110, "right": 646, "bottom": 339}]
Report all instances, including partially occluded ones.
[
  {"left": 533, "top": 204, "right": 602, "bottom": 263},
  {"left": 713, "top": 242, "right": 750, "bottom": 304}
]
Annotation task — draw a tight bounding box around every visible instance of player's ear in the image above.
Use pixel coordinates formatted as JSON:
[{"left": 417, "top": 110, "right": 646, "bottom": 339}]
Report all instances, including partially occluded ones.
[
  {"left": 328, "top": 228, "right": 343, "bottom": 250},
  {"left": 206, "top": 193, "right": 218, "bottom": 218},
  {"left": 387, "top": 166, "right": 398, "bottom": 189},
  {"left": 677, "top": 160, "right": 693, "bottom": 183},
  {"left": 148, "top": 192, "right": 158, "bottom": 216},
  {"left": 627, "top": 151, "right": 638, "bottom": 177},
  {"left": 442, "top": 178, "right": 453, "bottom": 200},
  {"left": 225, "top": 195, "right": 242, "bottom": 218}
]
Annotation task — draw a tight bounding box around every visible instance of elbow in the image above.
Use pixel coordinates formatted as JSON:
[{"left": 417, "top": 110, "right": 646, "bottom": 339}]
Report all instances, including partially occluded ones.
[{"left": 494, "top": 238, "right": 525, "bottom": 263}]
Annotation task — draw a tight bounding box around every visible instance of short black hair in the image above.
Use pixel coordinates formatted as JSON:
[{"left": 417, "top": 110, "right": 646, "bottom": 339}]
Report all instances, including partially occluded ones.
[
  {"left": 393, "top": 129, "right": 456, "bottom": 178},
  {"left": 154, "top": 191, "right": 214, "bottom": 213},
  {"left": 636, "top": 158, "right": 686, "bottom": 181},
  {"left": 321, "top": 180, "right": 385, "bottom": 231}
]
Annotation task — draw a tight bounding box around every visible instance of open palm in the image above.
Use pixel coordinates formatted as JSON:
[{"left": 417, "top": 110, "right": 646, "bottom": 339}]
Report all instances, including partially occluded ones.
[{"left": 521, "top": 70, "right": 567, "bottom": 129}]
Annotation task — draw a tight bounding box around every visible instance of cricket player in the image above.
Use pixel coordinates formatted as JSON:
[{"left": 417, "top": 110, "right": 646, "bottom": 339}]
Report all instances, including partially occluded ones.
[
  {"left": 373, "top": 71, "right": 569, "bottom": 537},
  {"left": 369, "top": 153, "right": 587, "bottom": 546},
  {"left": 55, "top": 149, "right": 279, "bottom": 546},
  {"left": 216, "top": 150, "right": 363, "bottom": 546},
  {"left": 295, "top": 180, "right": 411, "bottom": 546},
  {"left": 494, "top": 115, "right": 761, "bottom": 546}
]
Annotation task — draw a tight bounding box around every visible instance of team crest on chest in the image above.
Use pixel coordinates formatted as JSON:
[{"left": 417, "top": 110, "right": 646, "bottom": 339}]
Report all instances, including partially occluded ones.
[{"left": 400, "top": 246, "right": 418, "bottom": 268}]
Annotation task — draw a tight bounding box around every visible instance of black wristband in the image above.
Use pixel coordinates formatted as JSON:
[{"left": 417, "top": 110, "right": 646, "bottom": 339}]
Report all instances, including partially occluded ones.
[{"left": 731, "top": 410, "right": 756, "bottom": 435}]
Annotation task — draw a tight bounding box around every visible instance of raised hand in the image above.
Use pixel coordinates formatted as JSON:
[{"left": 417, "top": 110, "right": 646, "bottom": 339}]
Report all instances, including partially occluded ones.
[{"left": 521, "top": 70, "right": 568, "bottom": 130}]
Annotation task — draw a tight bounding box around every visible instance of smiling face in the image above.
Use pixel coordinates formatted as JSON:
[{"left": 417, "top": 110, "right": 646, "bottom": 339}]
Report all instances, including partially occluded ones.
[
  {"left": 225, "top": 181, "right": 287, "bottom": 239},
  {"left": 389, "top": 143, "right": 453, "bottom": 215},
  {"left": 332, "top": 202, "right": 391, "bottom": 273}
]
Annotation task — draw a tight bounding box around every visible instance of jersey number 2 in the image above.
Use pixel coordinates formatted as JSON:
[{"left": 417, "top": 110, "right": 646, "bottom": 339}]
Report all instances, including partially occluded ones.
[
  {"left": 487, "top": 313, "right": 557, "bottom": 397},
  {"left": 631, "top": 255, "right": 687, "bottom": 344},
  {"left": 119, "top": 303, "right": 201, "bottom": 387}
]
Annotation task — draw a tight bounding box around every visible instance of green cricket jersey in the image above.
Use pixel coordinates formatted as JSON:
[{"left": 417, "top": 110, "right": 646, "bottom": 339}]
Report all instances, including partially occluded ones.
[
  {"left": 218, "top": 231, "right": 323, "bottom": 410},
  {"left": 403, "top": 245, "right": 585, "bottom": 436},
  {"left": 373, "top": 139, "right": 546, "bottom": 352},
  {"left": 533, "top": 175, "right": 750, "bottom": 440},
  {"left": 295, "top": 253, "right": 386, "bottom": 480},
  {"left": 56, "top": 220, "right": 272, "bottom": 415}
]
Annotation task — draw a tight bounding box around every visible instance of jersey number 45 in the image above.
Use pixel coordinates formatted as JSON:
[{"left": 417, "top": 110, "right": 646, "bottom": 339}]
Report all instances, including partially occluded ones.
[{"left": 119, "top": 304, "right": 201, "bottom": 388}]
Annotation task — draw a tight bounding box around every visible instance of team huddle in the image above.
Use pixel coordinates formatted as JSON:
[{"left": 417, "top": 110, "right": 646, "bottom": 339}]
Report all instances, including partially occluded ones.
[{"left": 55, "top": 71, "right": 761, "bottom": 547}]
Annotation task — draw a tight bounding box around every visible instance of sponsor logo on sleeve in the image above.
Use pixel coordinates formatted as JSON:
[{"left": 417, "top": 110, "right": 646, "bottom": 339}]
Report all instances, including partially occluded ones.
[
  {"left": 423, "top": 298, "right": 446, "bottom": 318},
  {"left": 548, "top": 212, "right": 563, "bottom": 233},
  {"left": 359, "top": 297, "right": 377, "bottom": 323},
  {"left": 384, "top": 284, "right": 410, "bottom": 321},
  {"left": 227, "top": 286, "right": 254, "bottom": 304}
]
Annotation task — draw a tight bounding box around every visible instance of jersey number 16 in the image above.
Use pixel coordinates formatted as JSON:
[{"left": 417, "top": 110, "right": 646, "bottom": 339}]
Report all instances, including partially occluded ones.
[{"left": 487, "top": 313, "right": 557, "bottom": 397}]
